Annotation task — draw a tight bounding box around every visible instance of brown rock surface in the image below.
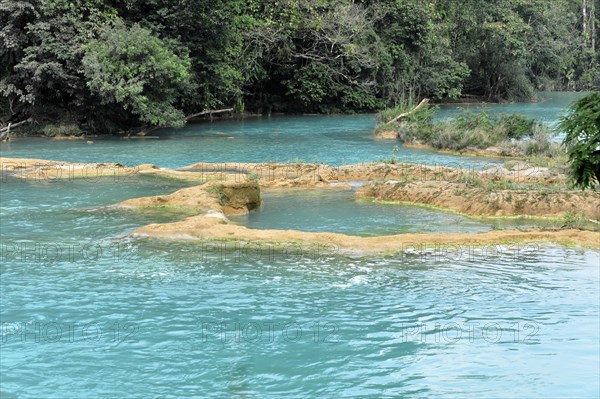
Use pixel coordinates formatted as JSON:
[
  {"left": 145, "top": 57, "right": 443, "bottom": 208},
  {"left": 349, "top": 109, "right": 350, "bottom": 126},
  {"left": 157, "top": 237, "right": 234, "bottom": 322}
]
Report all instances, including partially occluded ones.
[
  {"left": 374, "top": 130, "right": 399, "bottom": 140},
  {"left": 114, "top": 176, "right": 261, "bottom": 216},
  {"left": 357, "top": 181, "right": 600, "bottom": 220},
  {"left": 132, "top": 218, "right": 600, "bottom": 254}
]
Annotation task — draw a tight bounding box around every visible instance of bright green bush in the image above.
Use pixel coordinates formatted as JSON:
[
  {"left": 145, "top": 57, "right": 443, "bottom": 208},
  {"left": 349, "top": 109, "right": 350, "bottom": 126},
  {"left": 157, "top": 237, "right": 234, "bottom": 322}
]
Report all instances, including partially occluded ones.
[
  {"left": 453, "top": 109, "right": 495, "bottom": 131},
  {"left": 499, "top": 114, "right": 537, "bottom": 139},
  {"left": 82, "top": 23, "right": 193, "bottom": 127},
  {"left": 41, "top": 123, "right": 82, "bottom": 137},
  {"left": 559, "top": 93, "right": 600, "bottom": 190},
  {"left": 382, "top": 108, "right": 551, "bottom": 154}
]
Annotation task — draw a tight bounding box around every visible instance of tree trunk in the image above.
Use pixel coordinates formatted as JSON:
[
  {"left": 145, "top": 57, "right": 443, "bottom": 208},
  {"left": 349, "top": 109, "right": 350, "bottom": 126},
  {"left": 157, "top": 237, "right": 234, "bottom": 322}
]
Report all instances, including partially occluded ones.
[
  {"left": 592, "top": 0, "right": 597, "bottom": 52},
  {"left": 582, "top": 0, "right": 597, "bottom": 50},
  {"left": 0, "top": 118, "right": 32, "bottom": 141},
  {"left": 388, "top": 99, "right": 430, "bottom": 124},
  {"left": 185, "top": 108, "right": 234, "bottom": 120},
  {"left": 0, "top": 124, "right": 10, "bottom": 141},
  {"left": 583, "top": 0, "right": 588, "bottom": 39}
]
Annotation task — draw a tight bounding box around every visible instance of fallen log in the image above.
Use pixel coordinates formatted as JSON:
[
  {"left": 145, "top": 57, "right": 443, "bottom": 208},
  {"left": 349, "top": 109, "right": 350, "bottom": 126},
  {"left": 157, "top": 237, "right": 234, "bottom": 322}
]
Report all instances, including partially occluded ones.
[
  {"left": 388, "top": 99, "right": 429, "bottom": 124},
  {"left": 0, "top": 118, "right": 33, "bottom": 141},
  {"left": 0, "top": 118, "right": 32, "bottom": 134},
  {"left": 0, "top": 123, "right": 9, "bottom": 141},
  {"left": 131, "top": 108, "right": 236, "bottom": 136},
  {"left": 186, "top": 108, "right": 234, "bottom": 120}
]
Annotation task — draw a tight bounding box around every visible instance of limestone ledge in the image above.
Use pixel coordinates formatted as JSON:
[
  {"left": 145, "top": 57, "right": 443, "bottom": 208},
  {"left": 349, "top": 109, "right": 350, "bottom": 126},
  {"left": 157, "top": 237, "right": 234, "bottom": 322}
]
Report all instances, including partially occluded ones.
[
  {"left": 114, "top": 176, "right": 261, "bottom": 216},
  {"left": 131, "top": 220, "right": 600, "bottom": 254},
  {"left": 0, "top": 157, "right": 156, "bottom": 180},
  {"left": 374, "top": 130, "right": 399, "bottom": 140},
  {"left": 403, "top": 141, "right": 525, "bottom": 158},
  {"left": 357, "top": 180, "right": 600, "bottom": 220},
  {"left": 107, "top": 168, "right": 599, "bottom": 251},
  {"left": 1, "top": 157, "right": 567, "bottom": 185},
  {"left": 179, "top": 160, "right": 566, "bottom": 185},
  {"left": 3, "top": 157, "right": 597, "bottom": 250}
]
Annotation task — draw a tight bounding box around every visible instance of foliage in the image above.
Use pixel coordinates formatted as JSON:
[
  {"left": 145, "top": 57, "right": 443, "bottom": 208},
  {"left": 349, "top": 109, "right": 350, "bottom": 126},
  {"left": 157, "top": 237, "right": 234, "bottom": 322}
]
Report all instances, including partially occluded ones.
[
  {"left": 522, "top": 125, "right": 555, "bottom": 156},
  {"left": 525, "top": 152, "right": 570, "bottom": 170},
  {"left": 82, "top": 23, "right": 193, "bottom": 127},
  {"left": 40, "top": 123, "right": 82, "bottom": 137},
  {"left": 562, "top": 210, "right": 587, "bottom": 229},
  {"left": 249, "top": 1, "right": 388, "bottom": 113},
  {"left": 390, "top": 108, "right": 558, "bottom": 156},
  {"left": 206, "top": 184, "right": 227, "bottom": 205},
  {"left": 1, "top": 0, "right": 598, "bottom": 132},
  {"left": 0, "top": 0, "right": 119, "bottom": 125},
  {"left": 376, "top": 101, "right": 436, "bottom": 125},
  {"left": 453, "top": 110, "right": 496, "bottom": 132},
  {"left": 559, "top": 92, "right": 600, "bottom": 189},
  {"left": 498, "top": 114, "right": 538, "bottom": 139},
  {"left": 382, "top": 146, "right": 401, "bottom": 164},
  {"left": 372, "top": 0, "right": 470, "bottom": 102}
]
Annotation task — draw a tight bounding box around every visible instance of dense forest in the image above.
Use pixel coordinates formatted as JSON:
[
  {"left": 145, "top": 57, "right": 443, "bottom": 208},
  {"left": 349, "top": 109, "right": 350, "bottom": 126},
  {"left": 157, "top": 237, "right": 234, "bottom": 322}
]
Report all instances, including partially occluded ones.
[{"left": 1, "top": 0, "right": 599, "bottom": 133}]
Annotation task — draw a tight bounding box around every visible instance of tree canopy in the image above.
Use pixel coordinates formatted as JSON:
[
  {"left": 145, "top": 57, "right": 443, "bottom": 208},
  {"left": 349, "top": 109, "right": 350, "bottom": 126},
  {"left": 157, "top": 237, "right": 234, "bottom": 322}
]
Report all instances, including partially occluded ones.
[
  {"left": 82, "top": 23, "right": 193, "bottom": 127},
  {"left": 1, "top": 0, "right": 599, "bottom": 132},
  {"left": 560, "top": 92, "right": 600, "bottom": 190}
]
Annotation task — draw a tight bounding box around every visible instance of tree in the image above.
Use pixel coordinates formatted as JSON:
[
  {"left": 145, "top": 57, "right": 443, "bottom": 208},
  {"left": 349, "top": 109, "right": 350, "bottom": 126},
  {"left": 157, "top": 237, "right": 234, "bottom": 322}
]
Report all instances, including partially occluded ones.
[
  {"left": 519, "top": 0, "right": 581, "bottom": 90},
  {"left": 560, "top": 92, "right": 600, "bottom": 190},
  {"left": 282, "top": 2, "right": 387, "bottom": 111},
  {"left": 576, "top": 0, "right": 600, "bottom": 89},
  {"left": 243, "top": 0, "right": 389, "bottom": 113},
  {"left": 82, "top": 23, "right": 193, "bottom": 127},
  {"left": 373, "top": 0, "right": 469, "bottom": 103},
  {"left": 1, "top": 0, "right": 598, "bottom": 132},
  {"left": 0, "top": 0, "right": 118, "bottom": 124},
  {"left": 0, "top": 0, "right": 38, "bottom": 121},
  {"left": 109, "top": 0, "right": 252, "bottom": 112}
]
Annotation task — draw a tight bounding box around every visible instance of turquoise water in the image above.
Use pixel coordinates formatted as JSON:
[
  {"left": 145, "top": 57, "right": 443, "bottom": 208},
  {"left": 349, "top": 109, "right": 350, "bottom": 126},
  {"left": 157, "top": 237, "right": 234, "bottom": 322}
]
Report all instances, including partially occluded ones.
[
  {"left": 1, "top": 93, "right": 599, "bottom": 398},
  {"left": 435, "top": 91, "right": 588, "bottom": 142},
  {"left": 0, "top": 115, "right": 498, "bottom": 169},
  {"left": 0, "top": 177, "right": 194, "bottom": 242},
  {"left": 0, "top": 92, "right": 584, "bottom": 168},
  {"left": 434, "top": 91, "right": 586, "bottom": 126},
  {"left": 232, "top": 190, "right": 556, "bottom": 236}
]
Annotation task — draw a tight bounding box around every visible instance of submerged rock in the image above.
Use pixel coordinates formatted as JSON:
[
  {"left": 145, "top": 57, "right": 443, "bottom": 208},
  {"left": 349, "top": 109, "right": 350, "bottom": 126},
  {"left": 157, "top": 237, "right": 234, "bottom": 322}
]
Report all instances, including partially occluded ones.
[{"left": 374, "top": 130, "right": 399, "bottom": 140}]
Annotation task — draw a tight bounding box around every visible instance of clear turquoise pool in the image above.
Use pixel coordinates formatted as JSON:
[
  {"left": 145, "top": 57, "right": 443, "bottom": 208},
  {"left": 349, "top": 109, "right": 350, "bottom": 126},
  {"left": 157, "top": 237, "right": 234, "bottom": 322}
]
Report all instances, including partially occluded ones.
[{"left": 231, "top": 190, "right": 559, "bottom": 236}]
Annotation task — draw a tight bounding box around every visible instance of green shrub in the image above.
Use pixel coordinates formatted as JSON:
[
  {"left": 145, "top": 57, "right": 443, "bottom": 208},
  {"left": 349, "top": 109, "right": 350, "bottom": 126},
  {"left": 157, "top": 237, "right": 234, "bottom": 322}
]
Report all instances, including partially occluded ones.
[
  {"left": 41, "top": 123, "right": 82, "bottom": 137},
  {"left": 82, "top": 23, "right": 193, "bottom": 128},
  {"left": 383, "top": 146, "right": 401, "bottom": 164},
  {"left": 559, "top": 93, "right": 600, "bottom": 190},
  {"left": 376, "top": 105, "right": 558, "bottom": 158},
  {"left": 523, "top": 127, "right": 550, "bottom": 155},
  {"left": 499, "top": 114, "right": 537, "bottom": 139},
  {"left": 377, "top": 104, "right": 411, "bottom": 124},
  {"left": 453, "top": 109, "right": 495, "bottom": 131},
  {"left": 377, "top": 101, "right": 436, "bottom": 124},
  {"left": 429, "top": 123, "right": 505, "bottom": 150},
  {"left": 206, "top": 184, "right": 227, "bottom": 205},
  {"left": 386, "top": 107, "right": 555, "bottom": 154},
  {"left": 396, "top": 123, "right": 436, "bottom": 143},
  {"left": 562, "top": 210, "right": 586, "bottom": 229},
  {"left": 247, "top": 172, "right": 260, "bottom": 182}
]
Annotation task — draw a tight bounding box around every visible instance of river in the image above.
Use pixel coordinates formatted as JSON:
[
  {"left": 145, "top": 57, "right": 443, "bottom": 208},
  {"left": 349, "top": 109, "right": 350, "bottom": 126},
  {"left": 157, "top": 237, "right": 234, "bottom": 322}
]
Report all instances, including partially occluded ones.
[{"left": 0, "top": 91, "right": 598, "bottom": 398}]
